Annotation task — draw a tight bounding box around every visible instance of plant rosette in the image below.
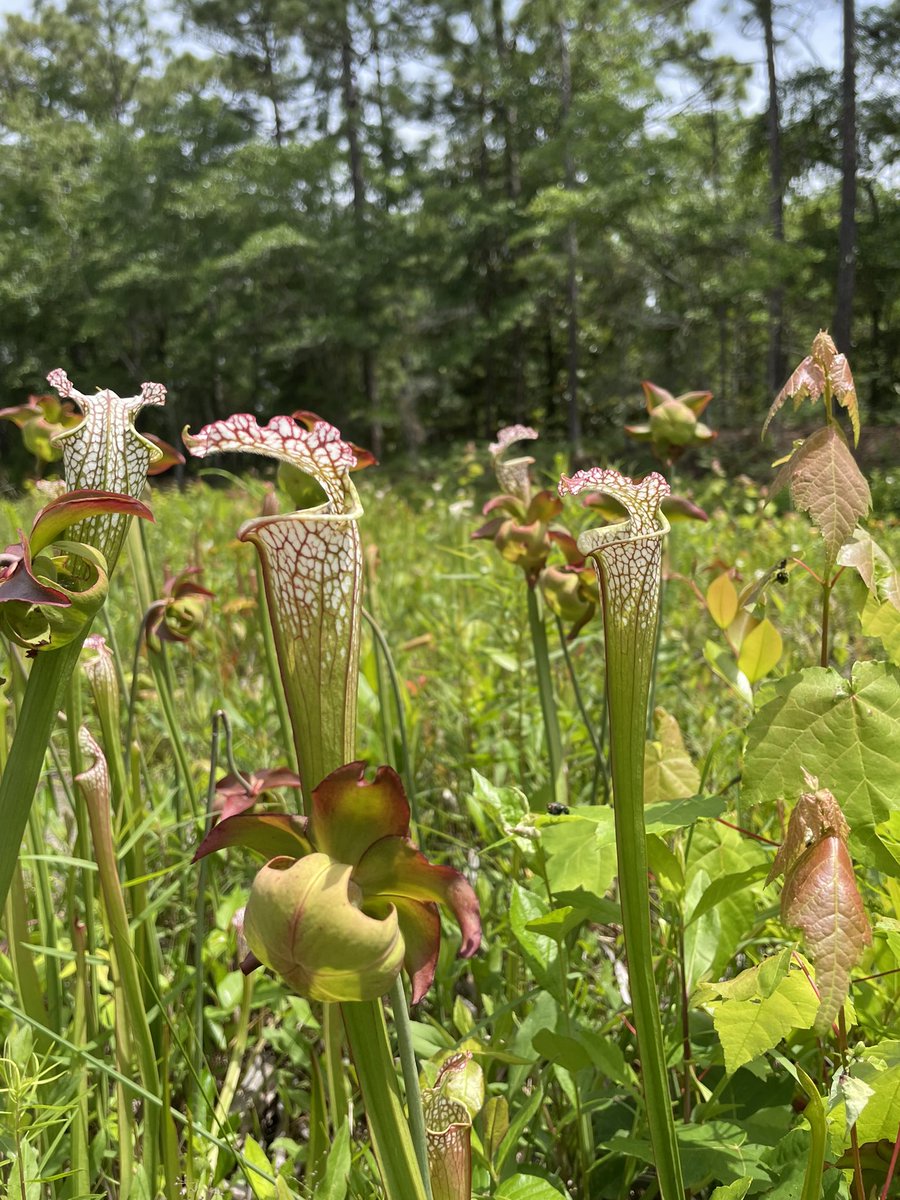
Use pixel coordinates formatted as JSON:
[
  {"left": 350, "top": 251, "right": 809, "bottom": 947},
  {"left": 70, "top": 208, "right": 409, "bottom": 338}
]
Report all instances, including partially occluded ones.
[{"left": 194, "top": 761, "right": 481, "bottom": 1004}]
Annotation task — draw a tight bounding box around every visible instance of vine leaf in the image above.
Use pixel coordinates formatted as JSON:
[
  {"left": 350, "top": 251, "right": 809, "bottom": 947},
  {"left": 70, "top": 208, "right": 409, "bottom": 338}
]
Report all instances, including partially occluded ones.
[
  {"left": 695, "top": 951, "right": 818, "bottom": 1074},
  {"left": 770, "top": 426, "right": 870, "bottom": 569},
  {"left": 743, "top": 662, "right": 900, "bottom": 850},
  {"left": 769, "top": 775, "right": 871, "bottom": 1035}
]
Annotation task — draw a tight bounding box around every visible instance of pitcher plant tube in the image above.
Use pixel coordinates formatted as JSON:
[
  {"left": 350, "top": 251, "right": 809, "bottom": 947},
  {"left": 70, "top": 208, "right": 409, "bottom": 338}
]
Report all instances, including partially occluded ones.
[
  {"left": 0, "top": 369, "right": 164, "bottom": 911},
  {"left": 184, "top": 410, "right": 373, "bottom": 809},
  {"left": 558, "top": 467, "right": 684, "bottom": 1200}
]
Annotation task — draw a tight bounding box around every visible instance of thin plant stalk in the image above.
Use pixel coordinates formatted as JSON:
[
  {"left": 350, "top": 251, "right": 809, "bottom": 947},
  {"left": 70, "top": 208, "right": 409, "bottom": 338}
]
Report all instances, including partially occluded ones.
[
  {"left": 77, "top": 727, "right": 163, "bottom": 1186},
  {"left": 526, "top": 586, "right": 568, "bottom": 807},
  {"left": 363, "top": 607, "right": 419, "bottom": 828},
  {"left": 554, "top": 614, "right": 608, "bottom": 801},
  {"left": 390, "top": 974, "right": 434, "bottom": 1200}
]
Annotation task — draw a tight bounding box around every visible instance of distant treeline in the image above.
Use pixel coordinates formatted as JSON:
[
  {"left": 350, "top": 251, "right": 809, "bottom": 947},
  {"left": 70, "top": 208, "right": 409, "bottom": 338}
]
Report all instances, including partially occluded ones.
[{"left": 0, "top": 0, "right": 897, "bottom": 476}]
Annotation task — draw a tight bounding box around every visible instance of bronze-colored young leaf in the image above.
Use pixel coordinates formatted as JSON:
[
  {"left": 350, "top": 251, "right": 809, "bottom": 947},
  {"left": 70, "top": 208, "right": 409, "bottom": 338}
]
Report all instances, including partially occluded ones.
[
  {"left": 771, "top": 779, "right": 871, "bottom": 1034},
  {"left": 770, "top": 426, "right": 870, "bottom": 569},
  {"left": 763, "top": 330, "right": 860, "bottom": 445}
]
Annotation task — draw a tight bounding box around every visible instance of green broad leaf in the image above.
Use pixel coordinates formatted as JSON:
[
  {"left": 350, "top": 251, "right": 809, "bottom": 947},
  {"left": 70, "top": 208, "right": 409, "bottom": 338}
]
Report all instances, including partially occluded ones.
[
  {"left": 482, "top": 1096, "right": 509, "bottom": 1162},
  {"left": 495, "top": 1173, "right": 570, "bottom": 1199},
  {"left": 704, "top": 639, "right": 753, "bottom": 706},
  {"left": 696, "top": 957, "right": 819, "bottom": 1075},
  {"left": 743, "top": 662, "right": 900, "bottom": 845},
  {"left": 551, "top": 888, "right": 620, "bottom": 926},
  {"left": 828, "top": 1040, "right": 900, "bottom": 1153},
  {"left": 539, "top": 808, "right": 616, "bottom": 898},
  {"left": 509, "top": 883, "right": 559, "bottom": 993},
  {"left": 525, "top": 905, "right": 589, "bottom": 943},
  {"left": 644, "top": 708, "right": 701, "bottom": 803},
  {"left": 532, "top": 1028, "right": 593, "bottom": 1073},
  {"left": 312, "top": 1123, "right": 350, "bottom": 1200},
  {"left": 709, "top": 1178, "right": 752, "bottom": 1200},
  {"left": 243, "top": 1135, "right": 277, "bottom": 1200},
  {"left": 647, "top": 833, "right": 684, "bottom": 892},
  {"left": 684, "top": 824, "right": 769, "bottom": 990},
  {"left": 601, "top": 1121, "right": 771, "bottom": 1192},
  {"left": 276, "top": 1179, "right": 299, "bottom": 1200},
  {"left": 452, "top": 994, "right": 475, "bottom": 1036},
  {"left": 645, "top": 793, "right": 727, "bottom": 832},
  {"left": 470, "top": 771, "right": 532, "bottom": 850},
  {"left": 687, "top": 863, "right": 771, "bottom": 926},
  {"left": 737, "top": 618, "right": 782, "bottom": 684},
  {"left": 860, "top": 592, "right": 900, "bottom": 666},
  {"left": 707, "top": 572, "right": 740, "bottom": 630}
]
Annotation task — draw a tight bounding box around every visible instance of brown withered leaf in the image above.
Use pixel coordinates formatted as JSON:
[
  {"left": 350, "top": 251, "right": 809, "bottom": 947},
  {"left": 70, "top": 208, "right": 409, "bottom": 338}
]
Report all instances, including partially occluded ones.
[
  {"left": 771, "top": 778, "right": 871, "bottom": 1035},
  {"left": 770, "top": 426, "right": 870, "bottom": 569}
]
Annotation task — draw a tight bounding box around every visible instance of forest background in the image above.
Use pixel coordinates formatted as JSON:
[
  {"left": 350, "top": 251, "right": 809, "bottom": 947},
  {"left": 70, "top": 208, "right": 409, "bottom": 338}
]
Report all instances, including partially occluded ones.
[{"left": 0, "top": 0, "right": 897, "bottom": 475}]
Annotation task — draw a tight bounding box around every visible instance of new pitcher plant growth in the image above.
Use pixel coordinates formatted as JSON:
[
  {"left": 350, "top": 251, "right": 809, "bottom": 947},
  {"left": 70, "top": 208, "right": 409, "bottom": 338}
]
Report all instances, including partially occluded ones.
[
  {"left": 558, "top": 468, "right": 684, "bottom": 1200},
  {"left": 0, "top": 369, "right": 164, "bottom": 910}
]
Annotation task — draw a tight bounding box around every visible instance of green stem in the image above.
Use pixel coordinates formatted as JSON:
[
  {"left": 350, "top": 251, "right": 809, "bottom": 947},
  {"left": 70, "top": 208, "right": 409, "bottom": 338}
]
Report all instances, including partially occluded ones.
[
  {"left": 0, "top": 638, "right": 84, "bottom": 912},
  {"left": 363, "top": 608, "right": 419, "bottom": 829},
  {"left": 526, "top": 587, "right": 567, "bottom": 807},
  {"left": 256, "top": 568, "right": 298, "bottom": 773},
  {"left": 820, "top": 578, "right": 833, "bottom": 668},
  {"left": 389, "top": 975, "right": 433, "bottom": 1200},
  {"left": 602, "top": 583, "right": 683, "bottom": 1200},
  {"left": 796, "top": 1066, "right": 826, "bottom": 1200},
  {"left": 555, "top": 615, "right": 609, "bottom": 801},
  {"left": 341, "top": 999, "right": 429, "bottom": 1200}
]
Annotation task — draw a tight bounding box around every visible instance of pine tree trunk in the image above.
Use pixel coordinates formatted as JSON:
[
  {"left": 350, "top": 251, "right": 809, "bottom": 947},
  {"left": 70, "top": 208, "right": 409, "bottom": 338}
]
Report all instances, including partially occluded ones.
[{"left": 833, "top": 0, "right": 857, "bottom": 353}]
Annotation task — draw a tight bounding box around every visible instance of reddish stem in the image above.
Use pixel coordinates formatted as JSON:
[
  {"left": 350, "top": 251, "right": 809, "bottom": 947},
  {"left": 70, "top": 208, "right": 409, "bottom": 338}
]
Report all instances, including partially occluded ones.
[{"left": 881, "top": 1122, "right": 900, "bottom": 1200}]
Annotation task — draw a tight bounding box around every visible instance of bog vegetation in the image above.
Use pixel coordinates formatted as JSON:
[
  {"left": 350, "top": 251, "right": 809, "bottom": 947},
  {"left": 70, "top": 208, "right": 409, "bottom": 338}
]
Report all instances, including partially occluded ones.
[{"left": 0, "top": 331, "right": 899, "bottom": 1200}]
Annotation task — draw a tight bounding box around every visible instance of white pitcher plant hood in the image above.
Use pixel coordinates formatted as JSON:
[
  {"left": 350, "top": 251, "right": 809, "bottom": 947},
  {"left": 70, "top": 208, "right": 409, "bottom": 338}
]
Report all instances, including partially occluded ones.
[
  {"left": 558, "top": 468, "right": 671, "bottom": 633},
  {"left": 183, "top": 410, "right": 372, "bottom": 805},
  {"left": 48, "top": 368, "right": 166, "bottom": 573}
]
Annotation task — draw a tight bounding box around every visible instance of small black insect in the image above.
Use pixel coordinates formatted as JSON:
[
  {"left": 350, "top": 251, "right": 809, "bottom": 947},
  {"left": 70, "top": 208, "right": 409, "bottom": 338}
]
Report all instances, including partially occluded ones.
[
  {"left": 776, "top": 570, "right": 790, "bottom": 585},
  {"left": 547, "top": 802, "right": 570, "bottom": 815}
]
